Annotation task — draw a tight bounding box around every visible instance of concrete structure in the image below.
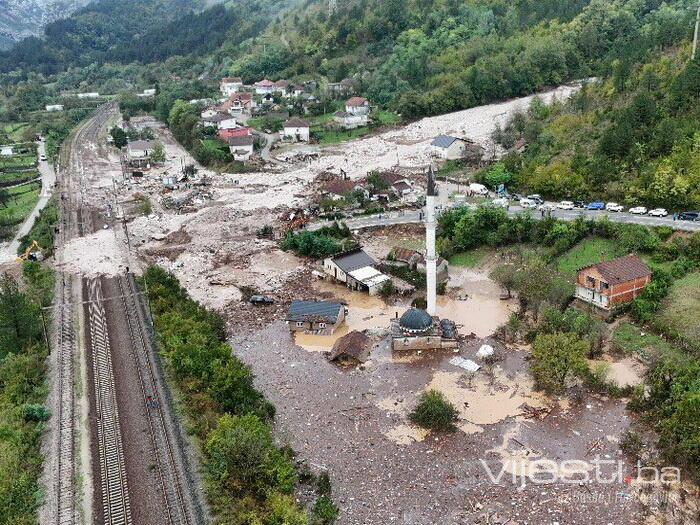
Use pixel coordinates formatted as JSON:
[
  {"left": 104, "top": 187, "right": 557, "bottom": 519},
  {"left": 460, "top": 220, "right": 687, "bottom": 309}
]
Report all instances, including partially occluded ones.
[
  {"left": 390, "top": 309, "right": 458, "bottom": 351},
  {"left": 217, "top": 117, "right": 238, "bottom": 131},
  {"left": 126, "top": 140, "right": 154, "bottom": 168},
  {"left": 283, "top": 118, "right": 310, "bottom": 142},
  {"left": 388, "top": 247, "right": 449, "bottom": 283},
  {"left": 323, "top": 248, "right": 390, "bottom": 295},
  {"left": 255, "top": 79, "right": 275, "bottom": 95},
  {"left": 0, "top": 145, "right": 14, "bottom": 156},
  {"left": 287, "top": 300, "right": 346, "bottom": 335},
  {"left": 430, "top": 135, "right": 467, "bottom": 160},
  {"left": 425, "top": 166, "right": 438, "bottom": 316},
  {"left": 575, "top": 255, "right": 652, "bottom": 310},
  {"left": 220, "top": 77, "right": 243, "bottom": 96},
  {"left": 329, "top": 331, "right": 370, "bottom": 364},
  {"left": 218, "top": 126, "right": 251, "bottom": 141},
  {"left": 345, "top": 96, "right": 370, "bottom": 115},
  {"left": 46, "top": 104, "right": 64, "bottom": 112},
  {"left": 333, "top": 111, "right": 368, "bottom": 129},
  {"left": 200, "top": 107, "right": 218, "bottom": 119},
  {"left": 321, "top": 179, "right": 368, "bottom": 201},
  {"left": 76, "top": 92, "right": 100, "bottom": 99},
  {"left": 227, "top": 136, "right": 255, "bottom": 161}
]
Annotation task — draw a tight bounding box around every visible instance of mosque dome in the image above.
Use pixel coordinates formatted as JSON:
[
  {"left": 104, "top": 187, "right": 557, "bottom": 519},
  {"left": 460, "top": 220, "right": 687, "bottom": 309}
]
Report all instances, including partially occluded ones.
[{"left": 399, "top": 308, "right": 434, "bottom": 333}]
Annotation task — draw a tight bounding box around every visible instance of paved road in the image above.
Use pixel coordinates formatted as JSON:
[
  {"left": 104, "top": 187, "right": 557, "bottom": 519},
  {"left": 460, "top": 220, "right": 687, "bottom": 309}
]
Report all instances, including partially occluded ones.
[
  {"left": 310, "top": 206, "right": 700, "bottom": 232},
  {"left": 0, "top": 140, "right": 57, "bottom": 263}
]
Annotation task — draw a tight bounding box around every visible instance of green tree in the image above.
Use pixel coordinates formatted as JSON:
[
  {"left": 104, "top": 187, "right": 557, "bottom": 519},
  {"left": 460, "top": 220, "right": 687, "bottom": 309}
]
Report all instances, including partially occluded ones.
[
  {"left": 409, "top": 390, "right": 458, "bottom": 432},
  {"left": 0, "top": 275, "right": 42, "bottom": 359},
  {"left": 110, "top": 127, "right": 128, "bottom": 149},
  {"left": 530, "top": 333, "right": 589, "bottom": 394},
  {"left": 151, "top": 142, "right": 166, "bottom": 163}
]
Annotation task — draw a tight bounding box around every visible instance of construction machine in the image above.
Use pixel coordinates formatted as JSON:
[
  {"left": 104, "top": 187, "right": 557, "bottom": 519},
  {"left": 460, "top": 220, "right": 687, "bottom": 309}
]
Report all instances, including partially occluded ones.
[{"left": 17, "top": 240, "right": 44, "bottom": 262}]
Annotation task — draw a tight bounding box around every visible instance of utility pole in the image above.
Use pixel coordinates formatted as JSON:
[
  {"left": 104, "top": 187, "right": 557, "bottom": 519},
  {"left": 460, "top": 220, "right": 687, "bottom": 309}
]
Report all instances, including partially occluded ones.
[{"left": 692, "top": 4, "right": 700, "bottom": 61}]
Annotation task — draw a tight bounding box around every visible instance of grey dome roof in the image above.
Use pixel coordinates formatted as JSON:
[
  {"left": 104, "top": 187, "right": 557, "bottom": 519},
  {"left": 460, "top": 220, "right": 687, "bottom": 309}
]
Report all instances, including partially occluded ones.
[{"left": 399, "top": 308, "right": 433, "bottom": 331}]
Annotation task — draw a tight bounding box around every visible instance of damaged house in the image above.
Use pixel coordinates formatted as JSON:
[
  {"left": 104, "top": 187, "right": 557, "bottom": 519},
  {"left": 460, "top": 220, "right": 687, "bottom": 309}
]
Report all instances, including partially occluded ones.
[
  {"left": 287, "top": 300, "right": 346, "bottom": 335},
  {"left": 387, "top": 247, "right": 449, "bottom": 283},
  {"left": 328, "top": 331, "right": 371, "bottom": 365},
  {"left": 323, "top": 248, "right": 391, "bottom": 295}
]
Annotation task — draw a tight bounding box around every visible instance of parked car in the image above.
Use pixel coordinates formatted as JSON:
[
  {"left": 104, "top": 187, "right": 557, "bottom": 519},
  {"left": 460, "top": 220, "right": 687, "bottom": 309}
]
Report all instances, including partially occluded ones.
[
  {"left": 250, "top": 295, "right": 275, "bottom": 305},
  {"left": 527, "top": 194, "right": 544, "bottom": 205},
  {"left": 573, "top": 200, "right": 586, "bottom": 209},
  {"left": 586, "top": 202, "right": 605, "bottom": 210},
  {"left": 519, "top": 198, "right": 537, "bottom": 209},
  {"left": 490, "top": 197, "right": 509, "bottom": 208},
  {"left": 605, "top": 202, "right": 624, "bottom": 212},
  {"left": 629, "top": 206, "right": 648, "bottom": 215},
  {"left": 539, "top": 203, "right": 557, "bottom": 212},
  {"left": 679, "top": 211, "right": 700, "bottom": 221},
  {"left": 557, "top": 201, "right": 574, "bottom": 210},
  {"left": 648, "top": 208, "right": 668, "bottom": 217}
]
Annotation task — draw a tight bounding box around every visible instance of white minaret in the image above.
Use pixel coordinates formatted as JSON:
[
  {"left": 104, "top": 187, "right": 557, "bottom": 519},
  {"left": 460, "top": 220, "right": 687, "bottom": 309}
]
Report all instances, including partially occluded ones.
[{"left": 425, "top": 166, "right": 438, "bottom": 316}]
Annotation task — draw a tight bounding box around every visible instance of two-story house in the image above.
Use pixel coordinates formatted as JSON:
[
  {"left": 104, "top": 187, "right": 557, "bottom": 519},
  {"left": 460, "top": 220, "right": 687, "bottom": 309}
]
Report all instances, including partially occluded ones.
[{"left": 575, "top": 255, "right": 652, "bottom": 310}]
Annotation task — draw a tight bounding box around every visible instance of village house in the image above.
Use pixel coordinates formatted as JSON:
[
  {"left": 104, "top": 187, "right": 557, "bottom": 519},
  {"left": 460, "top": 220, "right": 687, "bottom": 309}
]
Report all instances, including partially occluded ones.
[
  {"left": 226, "top": 93, "right": 255, "bottom": 115},
  {"left": 345, "top": 96, "right": 370, "bottom": 115},
  {"left": 371, "top": 172, "right": 416, "bottom": 200},
  {"left": 287, "top": 300, "right": 346, "bottom": 335},
  {"left": 46, "top": 104, "right": 64, "bottom": 112},
  {"left": 575, "top": 255, "right": 652, "bottom": 311},
  {"left": 76, "top": 92, "right": 100, "bottom": 99},
  {"left": 322, "top": 179, "right": 369, "bottom": 201},
  {"left": 273, "top": 80, "right": 289, "bottom": 94},
  {"left": 0, "top": 145, "right": 14, "bottom": 156},
  {"left": 138, "top": 88, "right": 156, "bottom": 98},
  {"left": 333, "top": 111, "right": 367, "bottom": 130},
  {"left": 255, "top": 79, "right": 275, "bottom": 95},
  {"left": 282, "top": 118, "right": 310, "bottom": 142},
  {"left": 387, "top": 247, "right": 449, "bottom": 283},
  {"left": 430, "top": 135, "right": 468, "bottom": 160},
  {"left": 227, "top": 135, "right": 255, "bottom": 161},
  {"left": 218, "top": 125, "right": 251, "bottom": 141},
  {"left": 126, "top": 140, "right": 154, "bottom": 168},
  {"left": 323, "top": 248, "right": 391, "bottom": 295},
  {"left": 290, "top": 85, "right": 305, "bottom": 98},
  {"left": 220, "top": 77, "right": 243, "bottom": 96},
  {"left": 200, "top": 106, "right": 219, "bottom": 119}
]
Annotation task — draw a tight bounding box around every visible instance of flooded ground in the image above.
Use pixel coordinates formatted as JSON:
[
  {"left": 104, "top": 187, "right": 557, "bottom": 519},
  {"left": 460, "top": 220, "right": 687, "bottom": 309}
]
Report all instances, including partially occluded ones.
[{"left": 233, "top": 322, "right": 646, "bottom": 524}]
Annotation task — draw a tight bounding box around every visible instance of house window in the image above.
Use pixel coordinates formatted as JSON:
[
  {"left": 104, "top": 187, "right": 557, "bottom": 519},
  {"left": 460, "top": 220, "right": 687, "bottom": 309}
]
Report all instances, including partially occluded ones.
[
  {"left": 296, "top": 322, "right": 304, "bottom": 328},
  {"left": 318, "top": 323, "right": 327, "bottom": 329},
  {"left": 586, "top": 276, "right": 596, "bottom": 288},
  {"left": 600, "top": 282, "right": 609, "bottom": 290}
]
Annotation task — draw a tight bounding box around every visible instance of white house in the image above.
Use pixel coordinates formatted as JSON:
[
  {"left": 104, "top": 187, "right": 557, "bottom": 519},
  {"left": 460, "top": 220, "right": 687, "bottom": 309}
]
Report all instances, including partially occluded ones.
[
  {"left": 283, "top": 118, "right": 310, "bottom": 142},
  {"left": 254, "top": 79, "right": 275, "bottom": 95},
  {"left": 126, "top": 140, "right": 154, "bottom": 168},
  {"left": 45, "top": 104, "right": 64, "bottom": 112},
  {"left": 77, "top": 92, "right": 100, "bottom": 99},
  {"left": 220, "top": 77, "right": 243, "bottom": 97},
  {"left": 430, "top": 135, "right": 467, "bottom": 160},
  {"left": 228, "top": 136, "right": 255, "bottom": 161},
  {"left": 273, "top": 80, "right": 289, "bottom": 94},
  {"left": 345, "top": 97, "right": 370, "bottom": 115},
  {"left": 334, "top": 111, "right": 367, "bottom": 130},
  {"left": 218, "top": 117, "right": 238, "bottom": 131},
  {"left": 0, "top": 146, "right": 14, "bottom": 156},
  {"left": 323, "top": 248, "right": 390, "bottom": 295}
]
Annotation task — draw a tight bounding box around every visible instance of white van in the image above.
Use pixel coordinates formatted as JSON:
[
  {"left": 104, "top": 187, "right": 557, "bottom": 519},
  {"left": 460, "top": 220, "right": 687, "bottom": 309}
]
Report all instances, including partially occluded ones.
[
  {"left": 468, "top": 183, "right": 489, "bottom": 196},
  {"left": 519, "top": 198, "right": 537, "bottom": 209}
]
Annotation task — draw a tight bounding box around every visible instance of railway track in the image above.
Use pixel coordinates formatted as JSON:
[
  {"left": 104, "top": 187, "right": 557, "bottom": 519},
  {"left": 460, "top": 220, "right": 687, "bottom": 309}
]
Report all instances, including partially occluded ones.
[
  {"left": 87, "top": 277, "right": 132, "bottom": 525},
  {"left": 116, "top": 274, "right": 197, "bottom": 525},
  {"left": 54, "top": 272, "right": 76, "bottom": 525}
]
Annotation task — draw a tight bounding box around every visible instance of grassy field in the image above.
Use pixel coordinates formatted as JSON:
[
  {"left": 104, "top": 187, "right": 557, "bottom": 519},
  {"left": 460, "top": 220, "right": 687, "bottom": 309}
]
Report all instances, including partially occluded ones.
[
  {"left": 611, "top": 321, "right": 678, "bottom": 361},
  {"left": 556, "top": 237, "right": 624, "bottom": 275},
  {"left": 1, "top": 122, "right": 30, "bottom": 142},
  {"left": 0, "top": 171, "right": 40, "bottom": 187},
  {"left": 373, "top": 110, "right": 400, "bottom": 125},
  {"left": 0, "top": 153, "right": 37, "bottom": 170},
  {"left": 449, "top": 247, "right": 493, "bottom": 268},
  {"left": 315, "top": 127, "right": 370, "bottom": 145},
  {"left": 654, "top": 272, "right": 700, "bottom": 352},
  {"left": 0, "top": 183, "right": 41, "bottom": 240}
]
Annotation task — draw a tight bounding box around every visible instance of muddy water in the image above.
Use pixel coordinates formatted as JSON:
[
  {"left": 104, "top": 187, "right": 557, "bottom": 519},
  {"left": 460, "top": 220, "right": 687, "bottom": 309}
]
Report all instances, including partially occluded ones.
[{"left": 295, "top": 276, "right": 513, "bottom": 350}]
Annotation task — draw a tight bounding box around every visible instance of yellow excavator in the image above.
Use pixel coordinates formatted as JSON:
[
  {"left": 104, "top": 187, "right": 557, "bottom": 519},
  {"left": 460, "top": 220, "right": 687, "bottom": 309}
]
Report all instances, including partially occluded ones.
[{"left": 17, "top": 240, "right": 44, "bottom": 263}]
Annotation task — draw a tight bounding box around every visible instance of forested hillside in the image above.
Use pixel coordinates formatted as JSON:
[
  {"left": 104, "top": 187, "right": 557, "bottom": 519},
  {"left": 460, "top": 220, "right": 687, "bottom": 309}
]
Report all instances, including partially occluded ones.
[{"left": 489, "top": 50, "right": 700, "bottom": 208}]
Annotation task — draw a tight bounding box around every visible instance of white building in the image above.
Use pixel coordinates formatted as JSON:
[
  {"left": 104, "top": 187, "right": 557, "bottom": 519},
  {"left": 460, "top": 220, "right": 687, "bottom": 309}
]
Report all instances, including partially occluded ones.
[
  {"left": 333, "top": 111, "right": 368, "bottom": 130},
  {"left": 45, "top": 104, "right": 64, "bottom": 112},
  {"left": 0, "top": 146, "right": 14, "bottom": 156},
  {"left": 77, "top": 92, "right": 100, "bottom": 99},
  {"left": 218, "top": 117, "right": 238, "bottom": 131},
  {"left": 283, "top": 118, "right": 310, "bottom": 142},
  {"left": 345, "top": 97, "right": 370, "bottom": 115},
  {"left": 323, "top": 248, "right": 390, "bottom": 295},
  {"left": 227, "top": 136, "right": 255, "bottom": 161},
  {"left": 254, "top": 79, "right": 275, "bottom": 95},
  {"left": 220, "top": 77, "right": 243, "bottom": 96},
  {"left": 200, "top": 107, "right": 218, "bottom": 119},
  {"left": 430, "top": 135, "right": 467, "bottom": 160}
]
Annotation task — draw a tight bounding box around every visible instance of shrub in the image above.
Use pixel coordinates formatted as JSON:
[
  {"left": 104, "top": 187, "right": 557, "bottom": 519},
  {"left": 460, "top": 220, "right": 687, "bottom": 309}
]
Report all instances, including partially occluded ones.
[
  {"left": 311, "top": 495, "right": 339, "bottom": 525},
  {"left": 530, "top": 333, "right": 589, "bottom": 394},
  {"left": 409, "top": 390, "right": 458, "bottom": 432},
  {"left": 23, "top": 404, "right": 50, "bottom": 422}
]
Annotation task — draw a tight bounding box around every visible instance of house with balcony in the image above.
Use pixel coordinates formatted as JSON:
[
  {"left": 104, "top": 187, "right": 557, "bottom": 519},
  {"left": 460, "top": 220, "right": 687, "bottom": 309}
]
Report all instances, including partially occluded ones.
[{"left": 575, "top": 255, "right": 652, "bottom": 311}]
